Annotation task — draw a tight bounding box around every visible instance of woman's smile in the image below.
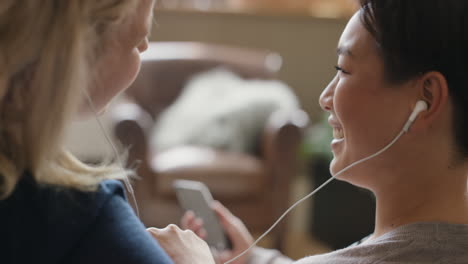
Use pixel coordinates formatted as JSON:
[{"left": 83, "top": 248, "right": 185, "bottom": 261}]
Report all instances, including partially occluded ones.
[
  {"left": 333, "top": 127, "right": 345, "bottom": 140},
  {"left": 328, "top": 116, "right": 345, "bottom": 155}
]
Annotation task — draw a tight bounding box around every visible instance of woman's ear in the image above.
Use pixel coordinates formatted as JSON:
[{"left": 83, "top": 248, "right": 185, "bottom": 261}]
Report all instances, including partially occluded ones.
[{"left": 412, "top": 71, "right": 450, "bottom": 131}]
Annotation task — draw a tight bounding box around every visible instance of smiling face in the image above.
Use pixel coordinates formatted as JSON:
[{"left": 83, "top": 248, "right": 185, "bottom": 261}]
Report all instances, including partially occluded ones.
[{"left": 319, "top": 11, "right": 419, "bottom": 187}]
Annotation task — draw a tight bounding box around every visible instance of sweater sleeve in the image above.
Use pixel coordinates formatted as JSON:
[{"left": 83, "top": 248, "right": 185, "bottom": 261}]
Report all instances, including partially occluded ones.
[
  {"left": 247, "top": 247, "right": 294, "bottom": 264},
  {"left": 66, "top": 182, "right": 174, "bottom": 264}
]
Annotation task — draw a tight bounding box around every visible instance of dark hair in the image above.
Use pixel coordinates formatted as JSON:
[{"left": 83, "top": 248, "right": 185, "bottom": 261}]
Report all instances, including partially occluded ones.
[{"left": 360, "top": 0, "right": 468, "bottom": 159}]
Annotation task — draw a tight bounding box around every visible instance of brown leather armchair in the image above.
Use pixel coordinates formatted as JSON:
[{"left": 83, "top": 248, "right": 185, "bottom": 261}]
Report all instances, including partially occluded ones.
[{"left": 110, "top": 42, "right": 309, "bottom": 250}]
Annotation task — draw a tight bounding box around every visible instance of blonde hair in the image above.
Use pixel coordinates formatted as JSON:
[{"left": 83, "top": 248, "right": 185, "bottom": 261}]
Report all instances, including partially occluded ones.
[{"left": 0, "top": 0, "right": 138, "bottom": 199}]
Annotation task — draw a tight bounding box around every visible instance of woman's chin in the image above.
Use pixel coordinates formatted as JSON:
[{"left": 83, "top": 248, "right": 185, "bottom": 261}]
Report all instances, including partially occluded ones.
[
  {"left": 330, "top": 156, "right": 373, "bottom": 189},
  {"left": 329, "top": 158, "right": 340, "bottom": 177},
  {"left": 329, "top": 157, "right": 352, "bottom": 180}
]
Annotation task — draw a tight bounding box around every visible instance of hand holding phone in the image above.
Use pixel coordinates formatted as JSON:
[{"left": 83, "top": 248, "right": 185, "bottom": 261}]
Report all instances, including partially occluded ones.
[{"left": 173, "top": 180, "right": 231, "bottom": 250}]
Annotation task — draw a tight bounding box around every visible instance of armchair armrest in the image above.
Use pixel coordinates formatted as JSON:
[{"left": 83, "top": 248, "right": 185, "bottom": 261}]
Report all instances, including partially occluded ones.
[
  {"left": 260, "top": 108, "right": 309, "bottom": 249},
  {"left": 261, "top": 109, "right": 309, "bottom": 179},
  {"left": 151, "top": 146, "right": 265, "bottom": 200},
  {"left": 109, "top": 101, "right": 154, "bottom": 165}
]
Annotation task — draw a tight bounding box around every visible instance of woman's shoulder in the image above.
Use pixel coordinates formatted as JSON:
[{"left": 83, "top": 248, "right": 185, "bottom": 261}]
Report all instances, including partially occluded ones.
[
  {"left": 295, "top": 222, "right": 468, "bottom": 264},
  {"left": 32, "top": 175, "right": 127, "bottom": 218},
  {"left": 0, "top": 174, "right": 172, "bottom": 264},
  {"left": 368, "top": 222, "right": 468, "bottom": 246},
  {"left": 0, "top": 173, "right": 129, "bottom": 236},
  {"left": 1, "top": 172, "right": 125, "bottom": 211}
]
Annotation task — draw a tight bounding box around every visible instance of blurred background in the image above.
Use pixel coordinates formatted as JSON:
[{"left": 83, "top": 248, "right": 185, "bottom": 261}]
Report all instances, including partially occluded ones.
[{"left": 65, "top": 0, "right": 376, "bottom": 260}]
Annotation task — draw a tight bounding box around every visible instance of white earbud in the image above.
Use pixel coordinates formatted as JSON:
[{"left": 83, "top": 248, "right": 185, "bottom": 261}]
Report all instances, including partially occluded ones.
[{"left": 403, "top": 100, "right": 428, "bottom": 132}]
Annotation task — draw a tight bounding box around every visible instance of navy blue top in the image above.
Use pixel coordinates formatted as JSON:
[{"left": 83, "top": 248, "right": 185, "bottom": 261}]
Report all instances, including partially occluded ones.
[{"left": 0, "top": 173, "right": 173, "bottom": 264}]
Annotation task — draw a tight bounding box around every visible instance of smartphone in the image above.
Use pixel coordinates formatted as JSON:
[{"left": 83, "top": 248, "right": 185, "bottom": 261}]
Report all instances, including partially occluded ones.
[{"left": 173, "top": 180, "right": 231, "bottom": 250}]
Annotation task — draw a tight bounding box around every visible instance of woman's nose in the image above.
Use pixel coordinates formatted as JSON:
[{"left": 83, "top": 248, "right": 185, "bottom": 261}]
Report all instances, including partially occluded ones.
[{"left": 319, "top": 76, "right": 336, "bottom": 112}]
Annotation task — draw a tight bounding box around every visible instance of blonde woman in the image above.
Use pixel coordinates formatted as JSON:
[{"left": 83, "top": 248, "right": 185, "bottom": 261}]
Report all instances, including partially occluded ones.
[{"left": 0, "top": 1, "right": 213, "bottom": 263}]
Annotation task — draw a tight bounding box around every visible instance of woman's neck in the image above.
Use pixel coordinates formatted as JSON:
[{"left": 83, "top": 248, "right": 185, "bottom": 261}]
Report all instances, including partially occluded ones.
[{"left": 371, "top": 162, "right": 468, "bottom": 239}]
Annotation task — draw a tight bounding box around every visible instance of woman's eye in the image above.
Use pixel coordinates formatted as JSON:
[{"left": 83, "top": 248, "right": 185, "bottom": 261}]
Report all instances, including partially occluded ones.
[{"left": 334, "top": 65, "right": 350, "bottom": 74}]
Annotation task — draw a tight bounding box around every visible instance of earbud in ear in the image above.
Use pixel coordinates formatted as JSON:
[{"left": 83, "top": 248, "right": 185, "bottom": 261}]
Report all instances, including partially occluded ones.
[{"left": 403, "top": 100, "right": 428, "bottom": 132}]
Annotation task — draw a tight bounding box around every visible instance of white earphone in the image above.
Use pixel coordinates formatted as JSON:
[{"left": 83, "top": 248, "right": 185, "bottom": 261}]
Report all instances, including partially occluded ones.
[{"left": 403, "top": 100, "right": 428, "bottom": 132}]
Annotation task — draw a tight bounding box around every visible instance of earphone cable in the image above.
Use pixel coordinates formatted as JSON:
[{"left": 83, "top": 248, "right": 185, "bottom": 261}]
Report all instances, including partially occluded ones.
[
  {"left": 81, "top": 90, "right": 140, "bottom": 218},
  {"left": 224, "top": 128, "right": 406, "bottom": 264}
]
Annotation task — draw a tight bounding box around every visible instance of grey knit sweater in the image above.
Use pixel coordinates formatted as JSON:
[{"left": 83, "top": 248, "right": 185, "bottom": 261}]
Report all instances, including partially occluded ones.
[{"left": 248, "top": 222, "right": 468, "bottom": 264}]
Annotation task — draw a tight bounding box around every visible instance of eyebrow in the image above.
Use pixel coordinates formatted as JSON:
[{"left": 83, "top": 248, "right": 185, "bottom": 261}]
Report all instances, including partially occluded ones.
[{"left": 336, "top": 46, "right": 354, "bottom": 57}]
